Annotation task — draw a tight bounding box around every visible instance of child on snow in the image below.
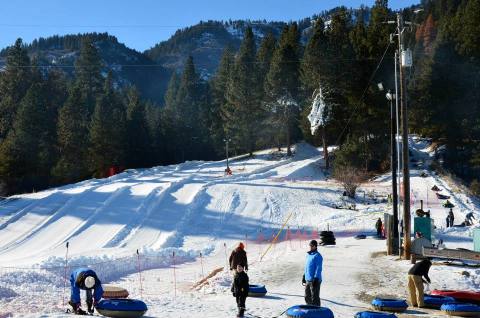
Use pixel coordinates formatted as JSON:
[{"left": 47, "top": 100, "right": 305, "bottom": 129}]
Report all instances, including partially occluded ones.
[{"left": 231, "top": 264, "right": 249, "bottom": 317}]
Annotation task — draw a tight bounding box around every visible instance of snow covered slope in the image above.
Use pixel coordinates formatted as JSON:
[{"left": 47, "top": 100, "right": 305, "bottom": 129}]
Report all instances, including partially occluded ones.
[
  {"left": 1, "top": 140, "right": 480, "bottom": 317},
  {"left": 0, "top": 143, "right": 340, "bottom": 266}
]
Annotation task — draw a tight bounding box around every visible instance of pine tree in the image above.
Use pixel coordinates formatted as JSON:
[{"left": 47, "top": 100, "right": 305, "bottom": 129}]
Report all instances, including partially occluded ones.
[
  {"left": 162, "top": 72, "right": 180, "bottom": 163},
  {"left": 53, "top": 84, "right": 90, "bottom": 183},
  {"left": 125, "top": 86, "right": 150, "bottom": 168},
  {"left": 256, "top": 33, "right": 277, "bottom": 85},
  {"left": 75, "top": 37, "right": 104, "bottom": 115},
  {"left": 0, "top": 83, "right": 49, "bottom": 193},
  {"left": 265, "top": 24, "right": 302, "bottom": 156},
  {"left": 301, "top": 18, "right": 331, "bottom": 164},
  {"left": 172, "top": 56, "right": 206, "bottom": 161},
  {"left": 145, "top": 102, "right": 164, "bottom": 165},
  {"left": 88, "top": 73, "right": 127, "bottom": 176},
  {"left": 0, "top": 39, "right": 32, "bottom": 139},
  {"left": 210, "top": 47, "right": 235, "bottom": 155},
  {"left": 225, "top": 27, "right": 262, "bottom": 155}
]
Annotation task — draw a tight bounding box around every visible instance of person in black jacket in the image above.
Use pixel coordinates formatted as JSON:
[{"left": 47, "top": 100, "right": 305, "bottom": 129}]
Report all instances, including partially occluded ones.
[
  {"left": 231, "top": 264, "right": 249, "bottom": 318},
  {"left": 448, "top": 209, "right": 455, "bottom": 227},
  {"left": 375, "top": 218, "right": 383, "bottom": 237},
  {"left": 407, "top": 258, "right": 432, "bottom": 307}
]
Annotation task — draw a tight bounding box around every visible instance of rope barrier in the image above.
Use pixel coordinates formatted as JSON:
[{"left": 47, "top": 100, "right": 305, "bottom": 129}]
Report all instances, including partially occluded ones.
[
  {"left": 260, "top": 212, "right": 293, "bottom": 261},
  {"left": 0, "top": 232, "right": 316, "bottom": 315}
]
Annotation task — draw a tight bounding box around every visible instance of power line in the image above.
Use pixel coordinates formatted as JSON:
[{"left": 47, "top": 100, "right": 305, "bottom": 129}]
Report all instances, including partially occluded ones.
[
  {"left": 0, "top": 57, "right": 394, "bottom": 69},
  {"left": 333, "top": 41, "right": 393, "bottom": 146}
]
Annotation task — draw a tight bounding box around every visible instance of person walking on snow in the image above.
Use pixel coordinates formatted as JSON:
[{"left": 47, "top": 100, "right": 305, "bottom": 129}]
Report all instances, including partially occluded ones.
[
  {"left": 231, "top": 264, "right": 249, "bottom": 317},
  {"left": 375, "top": 218, "right": 383, "bottom": 237},
  {"left": 229, "top": 242, "right": 248, "bottom": 273},
  {"left": 69, "top": 267, "right": 104, "bottom": 315},
  {"left": 302, "top": 240, "right": 323, "bottom": 306},
  {"left": 448, "top": 209, "right": 455, "bottom": 227},
  {"left": 407, "top": 258, "right": 432, "bottom": 308}
]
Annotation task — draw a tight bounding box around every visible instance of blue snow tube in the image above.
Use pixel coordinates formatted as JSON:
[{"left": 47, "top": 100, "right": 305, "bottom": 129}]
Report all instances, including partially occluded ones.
[
  {"left": 355, "top": 311, "right": 397, "bottom": 318},
  {"left": 286, "top": 305, "right": 334, "bottom": 318},
  {"left": 424, "top": 294, "right": 456, "bottom": 309},
  {"left": 248, "top": 284, "right": 267, "bottom": 297},
  {"left": 371, "top": 298, "right": 408, "bottom": 312},
  {"left": 441, "top": 303, "right": 480, "bottom": 317},
  {"left": 96, "top": 299, "right": 148, "bottom": 318},
  {"left": 354, "top": 234, "right": 367, "bottom": 240}
]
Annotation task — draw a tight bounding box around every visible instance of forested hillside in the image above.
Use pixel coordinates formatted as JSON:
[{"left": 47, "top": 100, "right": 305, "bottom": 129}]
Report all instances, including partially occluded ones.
[{"left": 0, "top": 0, "right": 479, "bottom": 196}]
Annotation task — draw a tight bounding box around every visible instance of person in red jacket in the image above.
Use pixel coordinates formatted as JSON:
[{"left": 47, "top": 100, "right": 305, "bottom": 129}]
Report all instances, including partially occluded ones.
[{"left": 229, "top": 242, "right": 248, "bottom": 273}]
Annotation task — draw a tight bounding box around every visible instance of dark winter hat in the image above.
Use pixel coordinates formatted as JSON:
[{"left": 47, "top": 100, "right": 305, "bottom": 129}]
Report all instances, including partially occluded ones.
[{"left": 309, "top": 240, "right": 318, "bottom": 247}]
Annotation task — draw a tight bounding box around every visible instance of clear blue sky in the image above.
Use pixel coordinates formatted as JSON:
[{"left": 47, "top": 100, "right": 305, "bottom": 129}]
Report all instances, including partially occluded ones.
[{"left": 0, "top": 0, "right": 419, "bottom": 52}]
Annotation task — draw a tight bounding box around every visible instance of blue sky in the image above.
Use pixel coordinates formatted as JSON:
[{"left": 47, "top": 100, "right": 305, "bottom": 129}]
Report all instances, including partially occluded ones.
[{"left": 0, "top": 0, "right": 419, "bottom": 52}]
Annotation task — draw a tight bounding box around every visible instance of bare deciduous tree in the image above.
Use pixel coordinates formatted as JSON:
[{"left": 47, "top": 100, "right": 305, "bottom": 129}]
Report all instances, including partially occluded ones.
[{"left": 333, "top": 165, "right": 367, "bottom": 198}]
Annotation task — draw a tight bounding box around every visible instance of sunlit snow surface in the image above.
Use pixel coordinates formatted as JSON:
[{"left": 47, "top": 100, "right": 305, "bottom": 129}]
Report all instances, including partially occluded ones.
[{"left": 0, "top": 140, "right": 479, "bottom": 317}]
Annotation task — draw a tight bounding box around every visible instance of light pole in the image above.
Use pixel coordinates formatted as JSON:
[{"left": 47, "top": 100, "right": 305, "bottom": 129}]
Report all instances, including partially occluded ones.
[
  {"left": 386, "top": 90, "right": 399, "bottom": 254},
  {"left": 224, "top": 138, "right": 231, "bottom": 171},
  {"left": 394, "top": 50, "right": 402, "bottom": 255}
]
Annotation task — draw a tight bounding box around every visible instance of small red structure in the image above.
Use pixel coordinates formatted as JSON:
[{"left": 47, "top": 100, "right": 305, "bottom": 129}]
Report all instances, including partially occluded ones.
[{"left": 107, "top": 165, "right": 124, "bottom": 177}]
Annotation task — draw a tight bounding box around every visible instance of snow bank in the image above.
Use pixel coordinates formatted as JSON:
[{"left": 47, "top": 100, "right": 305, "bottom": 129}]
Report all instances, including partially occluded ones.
[{"left": 38, "top": 246, "right": 213, "bottom": 283}]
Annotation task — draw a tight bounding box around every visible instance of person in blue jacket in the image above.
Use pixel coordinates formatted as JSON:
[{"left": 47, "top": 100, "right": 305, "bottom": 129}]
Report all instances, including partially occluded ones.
[
  {"left": 302, "top": 239, "right": 323, "bottom": 306},
  {"left": 69, "top": 268, "right": 104, "bottom": 315}
]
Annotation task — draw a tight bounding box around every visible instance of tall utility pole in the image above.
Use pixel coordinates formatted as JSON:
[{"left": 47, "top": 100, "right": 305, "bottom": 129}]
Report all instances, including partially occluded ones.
[
  {"left": 387, "top": 90, "right": 399, "bottom": 253},
  {"left": 396, "top": 13, "right": 411, "bottom": 259},
  {"left": 224, "top": 138, "right": 231, "bottom": 170},
  {"left": 394, "top": 51, "right": 402, "bottom": 255}
]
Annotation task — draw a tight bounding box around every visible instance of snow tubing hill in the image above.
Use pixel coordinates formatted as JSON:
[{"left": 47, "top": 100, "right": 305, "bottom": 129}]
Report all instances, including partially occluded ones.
[
  {"left": 371, "top": 298, "right": 408, "bottom": 312},
  {"left": 286, "top": 305, "right": 334, "bottom": 318},
  {"left": 248, "top": 284, "right": 267, "bottom": 297},
  {"left": 424, "top": 294, "right": 456, "bottom": 309},
  {"left": 441, "top": 303, "right": 480, "bottom": 317},
  {"left": 355, "top": 311, "right": 397, "bottom": 318},
  {"left": 432, "top": 290, "right": 480, "bottom": 304},
  {"left": 102, "top": 285, "right": 129, "bottom": 299},
  {"left": 96, "top": 299, "right": 147, "bottom": 318}
]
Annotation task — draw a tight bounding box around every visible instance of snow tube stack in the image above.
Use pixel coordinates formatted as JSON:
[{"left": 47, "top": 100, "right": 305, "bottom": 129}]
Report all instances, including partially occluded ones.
[
  {"left": 432, "top": 290, "right": 480, "bottom": 304},
  {"left": 441, "top": 303, "right": 480, "bottom": 317},
  {"left": 96, "top": 299, "right": 147, "bottom": 318},
  {"left": 319, "top": 231, "right": 336, "bottom": 246},
  {"left": 371, "top": 298, "right": 408, "bottom": 312},
  {"left": 355, "top": 311, "right": 397, "bottom": 318},
  {"left": 424, "top": 294, "right": 456, "bottom": 309},
  {"left": 286, "top": 305, "right": 334, "bottom": 318},
  {"left": 102, "top": 285, "right": 129, "bottom": 299},
  {"left": 248, "top": 284, "right": 267, "bottom": 297}
]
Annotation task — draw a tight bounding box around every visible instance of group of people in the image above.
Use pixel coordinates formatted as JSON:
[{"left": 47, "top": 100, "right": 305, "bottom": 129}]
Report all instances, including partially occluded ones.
[
  {"left": 67, "top": 237, "right": 436, "bottom": 316},
  {"left": 228, "top": 240, "right": 323, "bottom": 317},
  {"left": 446, "top": 209, "right": 476, "bottom": 228}
]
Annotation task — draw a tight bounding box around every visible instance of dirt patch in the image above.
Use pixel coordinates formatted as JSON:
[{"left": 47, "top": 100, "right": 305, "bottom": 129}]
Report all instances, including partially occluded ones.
[
  {"left": 356, "top": 250, "right": 408, "bottom": 305},
  {"left": 371, "top": 251, "right": 387, "bottom": 258}
]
